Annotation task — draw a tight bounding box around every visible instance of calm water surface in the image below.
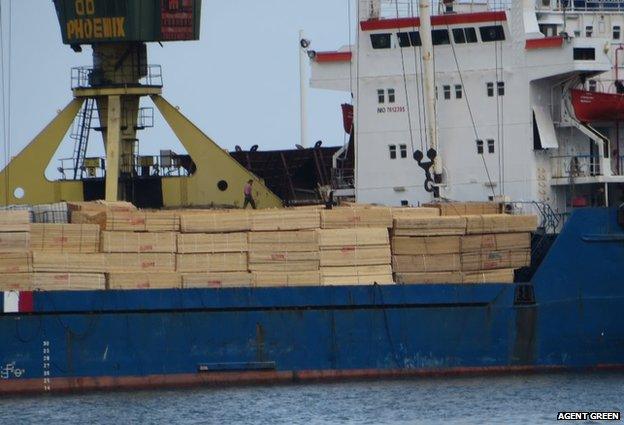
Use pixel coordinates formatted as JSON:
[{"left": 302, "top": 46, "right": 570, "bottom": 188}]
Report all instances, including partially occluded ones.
[{"left": 1, "top": 372, "right": 623, "bottom": 424}]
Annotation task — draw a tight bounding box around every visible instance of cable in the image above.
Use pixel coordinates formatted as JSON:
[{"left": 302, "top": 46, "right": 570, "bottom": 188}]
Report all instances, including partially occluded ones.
[
  {"left": 446, "top": 23, "right": 496, "bottom": 199},
  {"left": 395, "top": 0, "right": 416, "bottom": 154},
  {"left": 0, "top": 0, "right": 7, "bottom": 205},
  {"left": 409, "top": 0, "right": 426, "bottom": 152}
]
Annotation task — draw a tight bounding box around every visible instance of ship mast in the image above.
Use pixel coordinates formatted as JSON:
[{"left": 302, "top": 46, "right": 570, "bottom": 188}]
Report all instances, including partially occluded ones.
[{"left": 419, "top": 0, "right": 443, "bottom": 192}]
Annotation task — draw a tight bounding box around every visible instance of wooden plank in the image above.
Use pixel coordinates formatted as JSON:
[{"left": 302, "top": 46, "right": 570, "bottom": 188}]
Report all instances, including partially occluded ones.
[
  {"left": 252, "top": 271, "right": 320, "bottom": 287},
  {"left": 104, "top": 253, "right": 176, "bottom": 272},
  {"left": 33, "top": 253, "right": 106, "bottom": 273},
  {"left": 0, "top": 273, "right": 33, "bottom": 290},
  {"left": 32, "top": 273, "right": 106, "bottom": 290},
  {"left": 320, "top": 207, "right": 392, "bottom": 229},
  {"left": 424, "top": 202, "right": 502, "bottom": 216},
  {"left": 0, "top": 253, "right": 32, "bottom": 273},
  {"left": 248, "top": 230, "right": 318, "bottom": 252},
  {"left": 177, "top": 232, "right": 248, "bottom": 253},
  {"left": 317, "top": 228, "right": 389, "bottom": 248},
  {"left": 105, "top": 210, "right": 180, "bottom": 232},
  {"left": 182, "top": 272, "right": 253, "bottom": 288},
  {"left": 249, "top": 251, "right": 319, "bottom": 263},
  {"left": 320, "top": 265, "right": 394, "bottom": 285},
  {"left": 107, "top": 272, "right": 182, "bottom": 289},
  {"left": 251, "top": 209, "right": 320, "bottom": 231},
  {"left": 391, "top": 236, "right": 460, "bottom": 255},
  {"left": 180, "top": 210, "right": 251, "bottom": 233},
  {"left": 0, "top": 232, "right": 29, "bottom": 252},
  {"left": 30, "top": 223, "right": 100, "bottom": 253},
  {"left": 392, "top": 254, "right": 461, "bottom": 273},
  {"left": 461, "top": 249, "right": 531, "bottom": 271},
  {"left": 319, "top": 245, "right": 391, "bottom": 267},
  {"left": 101, "top": 231, "right": 177, "bottom": 253},
  {"left": 176, "top": 253, "right": 248, "bottom": 273},
  {"left": 391, "top": 207, "right": 440, "bottom": 219},
  {"left": 465, "top": 215, "right": 538, "bottom": 235},
  {"left": 393, "top": 216, "right": 466, "bottom": 236},
  {"left": 462, "top": 269, "right": 515, "bottom": 283},
  {"left": 0, "top": 210, "right": 31, "bottom": 232},
  {"left": 460, "top": 233, "right": 531, "bottom": 253},
  {"left": 248, "top": 261, "right": 319, "bottom": 272},
  {"left": 395, "top": 271, "right": 463, "bottom": 284}
]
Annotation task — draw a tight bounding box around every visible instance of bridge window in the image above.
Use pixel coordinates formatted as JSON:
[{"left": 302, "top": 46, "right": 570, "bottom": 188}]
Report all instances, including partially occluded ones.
[
  {"left": 443, "top": 85, "right": 451, "bottom": 100},
  {"left": 585, "top": 26, "right": 593, "bottom": 37},
  {"left": 378, "top": 89, "right": 385, "bottom": 103},
  {"left": 399, "top": 144, "right": 408, "bottom": 158},
  {"left": 487, "top": 82, "right": 494, "bottom": 97},
  {"left": 371, "top": 33, "right": 392, "bottom": 49},
  {"left": 455, "top": 84, "right": 463, "bottom": 99},
  {"left": 432, "top": 29, "right": 450, "bottom": 45},
  {"left": 389, "top": 145, "right": 397, "bottom": 159},
  {"left": 388, "top": 88, "right": 395, "bottom": 103},
  {"left": 573, "top": 47, "right": 595, "bottom": 60},
  {"left": 614, "top": 26, "right": 621, "bottom": 40},
  {"left": 497, "top": 81, "right": 505, "bottom": 96},
  {"left": 480, "top": 25, "right": 505, "bottom": 42},
  {"left": 476, "top": 140, "right": 484, "bottom": 154},
  {"left": 487, "top": 139, "right": 495, "bottom": 153},
  {"left": 452, "top": 28, "right": 478, "bottom": 44}
]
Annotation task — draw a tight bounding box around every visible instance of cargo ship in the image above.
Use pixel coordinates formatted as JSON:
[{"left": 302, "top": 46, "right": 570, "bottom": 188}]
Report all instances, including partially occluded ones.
[{"left": 0, "top": 0, "right": 623, "bottom": 394}]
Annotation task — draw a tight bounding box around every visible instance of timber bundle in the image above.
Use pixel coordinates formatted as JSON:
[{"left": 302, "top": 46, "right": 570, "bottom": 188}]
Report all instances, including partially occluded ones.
[{"left": 0, "top": 201, "right": 537, "bottom": 291}]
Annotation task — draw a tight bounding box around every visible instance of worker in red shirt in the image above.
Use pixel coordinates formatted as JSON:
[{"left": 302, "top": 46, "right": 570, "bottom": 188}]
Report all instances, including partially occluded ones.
[{"left": 243, "top": 179, "right": 256, "bottom": 209}]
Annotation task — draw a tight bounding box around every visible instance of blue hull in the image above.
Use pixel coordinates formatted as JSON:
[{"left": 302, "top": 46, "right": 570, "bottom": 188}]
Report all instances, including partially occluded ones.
[{"left": 1, "top": 208, "right": 623, "bottom": 394}]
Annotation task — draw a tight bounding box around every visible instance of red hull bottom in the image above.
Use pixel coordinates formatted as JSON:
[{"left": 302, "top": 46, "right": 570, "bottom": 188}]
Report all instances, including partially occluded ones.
[{"left": 2, "top": 365, "right": 623, "bottom": 396}]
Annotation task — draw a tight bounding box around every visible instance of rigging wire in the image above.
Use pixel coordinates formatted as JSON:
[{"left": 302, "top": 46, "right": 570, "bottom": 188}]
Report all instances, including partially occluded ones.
[
  {"left": 0, "top": 0, "right": 7, "bottom": 205},
  {"left": 394, "top": 0, "right": 416, "bottom": 154},
  {"left": 445, "top": 22, "right": 497, "bottom": 199},
  {"left": 409, "top": 0, "right": 426, "bottom": 152}
]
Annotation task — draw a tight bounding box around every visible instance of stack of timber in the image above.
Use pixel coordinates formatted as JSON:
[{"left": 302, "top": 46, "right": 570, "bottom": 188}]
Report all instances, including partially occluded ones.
[
  {"left": 424, "top": 201, "right": 502, "bottom": 216},
  {"left": 318, "top": 228, "right": 392, "bottom": 285},
  {"left": 177, "top": 228, "right": 250, "bottom": 287},
  {"left": 392, "top": 213, "right": 536, "bottom": 284},
  {"left": 248, "top": 230, "right": 320, "bottom": 286},
  {"left": 0, "top": 210, "right": 33, "bottom": 290}
]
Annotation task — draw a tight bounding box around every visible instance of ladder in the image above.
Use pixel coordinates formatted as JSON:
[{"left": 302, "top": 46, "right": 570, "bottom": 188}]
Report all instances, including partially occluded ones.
[{"left": 70, "top": 98, "right": 96, "bottom": 179}]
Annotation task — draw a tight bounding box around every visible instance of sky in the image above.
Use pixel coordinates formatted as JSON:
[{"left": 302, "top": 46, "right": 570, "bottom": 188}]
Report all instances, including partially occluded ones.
[{"left": 0, "top": 0, "right": 354, "bottom": 177}]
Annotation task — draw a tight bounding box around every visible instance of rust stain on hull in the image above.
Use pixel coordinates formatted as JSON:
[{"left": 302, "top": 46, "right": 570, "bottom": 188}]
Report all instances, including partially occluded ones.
[{"left": 1, "top": 364, "right": 623, "bottom": 396}]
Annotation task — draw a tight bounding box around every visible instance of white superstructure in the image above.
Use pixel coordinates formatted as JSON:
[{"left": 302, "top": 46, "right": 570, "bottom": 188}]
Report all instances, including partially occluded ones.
[{"left": 310, "top": 0, "right": 624, "bottom": 214}]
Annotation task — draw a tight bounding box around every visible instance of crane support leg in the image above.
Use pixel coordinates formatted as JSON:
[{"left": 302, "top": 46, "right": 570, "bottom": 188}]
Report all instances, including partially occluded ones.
[
  {"left": 150, "top": 95, "right": 282, "bottom": 208},
  {"left": 0, "top": 99, "right": 85, "bottom": 206},
  {"left": 105, "top": 95, "right": 122, "bottom": 201}
]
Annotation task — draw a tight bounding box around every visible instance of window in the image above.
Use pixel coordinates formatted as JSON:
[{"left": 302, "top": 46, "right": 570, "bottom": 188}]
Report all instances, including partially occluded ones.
[
  {"left": 479, "top": 25, "right": 505, "bottom": 42},
  {"left": 378, "top": 89, "right": 385, "bottom": 103},
  {"left": 586, "top": 26, "right": 593, "bottom": 37},
  {"left": 614, "top": 26, "right": 621, "bottom": 40},
  {"left": 409, "top": 31, "right": 422, "bottom": 46},
  {"left": 455, "top": 84, "right": 463, "bottom": 99},
  {"left": 397, "top": 31, "right": 421, "bottom": 47},
  {"left": 371, "top": 33, "right": 392, "bottom": 49},
  {"left": 476, "top": 140, "right": 484, "bottom": 154},
  {"left": 465, "top": 28, "right": 478, "bottom": 43},
  {"left": 389, "top": 145, "right": 397, "bottom": 159},
  {"left": 573, "top": 47, "right": 595, "bottom": 60},
  {"left": 452, "top": 28, "right": 478, "bottom": 44},
  {"left": 397, "top": 32, "right": 410, "bottom": 48},
  {"left": 388, "top": 88, "right": 395, "bottom": 103},
  {"left": 497, "top": 81, "right": 505, "bottom": 96},
  {"left": 487, "top": 82, "right": 494, "bottom": 97},
  {"left": 589, "top": 80, "right": 597, "bottom": 92},
  {"left": 432, "top": 29, "right": 450, "bottom": 45},
  {"left": 399, "top": 144, "right": 408, "bottom": 158},
  {"left": 452, "top": 28, "right": 466, "bottom": 44},
  {"left": 443, "top": 85, "right": 451, "bottom": 100},
  {"left": 574, "top": 30, "right": 581, "bottom": 37},
  {"left": 487, "top": 139, "right": 495, "bottom": 153}
]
